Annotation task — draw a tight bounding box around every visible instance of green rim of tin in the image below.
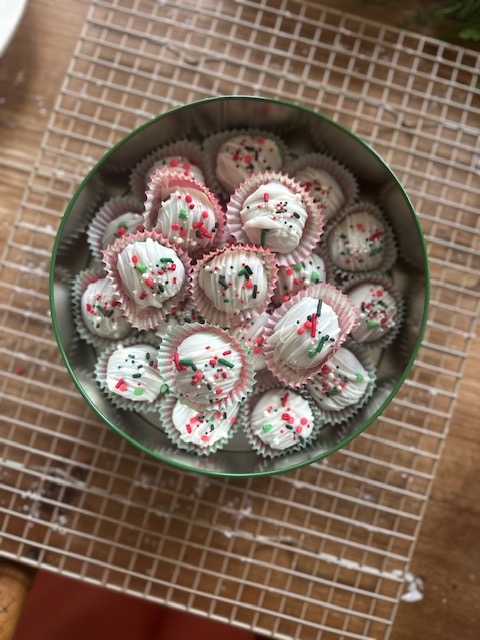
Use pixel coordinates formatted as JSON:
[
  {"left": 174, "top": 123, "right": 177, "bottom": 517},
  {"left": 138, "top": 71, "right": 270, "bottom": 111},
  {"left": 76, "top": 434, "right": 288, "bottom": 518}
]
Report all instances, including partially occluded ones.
[{"left": 49, "top": 95, "right": 430, "bottom": 478}]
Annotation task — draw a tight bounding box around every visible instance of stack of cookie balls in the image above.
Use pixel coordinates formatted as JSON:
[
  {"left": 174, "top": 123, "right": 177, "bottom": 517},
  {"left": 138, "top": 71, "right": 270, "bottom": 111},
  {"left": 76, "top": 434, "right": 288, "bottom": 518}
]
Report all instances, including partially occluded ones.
[{"left": 73, "top": 129, "right": 403, "bottom": 458}]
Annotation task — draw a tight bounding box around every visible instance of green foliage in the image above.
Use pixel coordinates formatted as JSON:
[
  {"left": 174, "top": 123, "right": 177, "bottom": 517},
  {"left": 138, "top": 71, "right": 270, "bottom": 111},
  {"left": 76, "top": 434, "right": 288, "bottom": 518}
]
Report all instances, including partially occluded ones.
[
  {"left": 354, "top": 0, "right": 480, "bottom": 42},
  {"left": 411, "top": 0, "right": 480, "bottom": 41}
]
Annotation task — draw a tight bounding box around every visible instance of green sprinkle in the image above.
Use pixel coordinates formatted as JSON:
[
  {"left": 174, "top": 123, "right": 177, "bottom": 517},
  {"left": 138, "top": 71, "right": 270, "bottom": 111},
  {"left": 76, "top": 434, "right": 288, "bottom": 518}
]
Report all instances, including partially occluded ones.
[
  {"left": 293, "top": 262, "right": 304, "bottom": 272},
  {"left": 179, "top": 359, "right": 197, "bottom": 371},
  {"left": 308, "top": 335, "right": 329, "bottom": 358},
  {"left": 260, "top": 228, "right": 268, "bottom": 247},
  {"left": 160, "top": 257, "right": 173, "bottom": 263},
  {"left": 107, "top": 310, "right": 114, "bottom": 318},
  {"left": 218, "top": 358, "right": 234, "bottom": 368},
  {"left": 311, "top": 271, "right": 320, "bottom": 283},
  {"left": 132, "top": 373, "right": 142, "bottom": 379},
  {"left": 369, "top": 247, "right": 384, "bottom": 256},
  {"left": 160, "top": 383, "right": 169, "bottom": 393},
  {"left": 366, "top": 319, "right": 379, "bottom": 328},
  {"left": 245, "top": 264, "right": 253, "bottom": 276},
  {"left": 237, "top": 268, "right": 246, "bottom": 277},
  {"left": 136, "top": 264, "right": 147, "bottom": 274},
  {"left": 326, "top": 389, "right": 339, "bottom": 397},
  {"left": 316, "top": 334, "right": 329, "bottom": 353},
  {"left": 223, "top": 299, "right": 230, "bottom": 303},
  {"left": 133, "top": 387, "right": 143, "bottom": 396},
  {"left": 316, "top": 299, "right": 323, "bottom": 317},
  {"left": 95, "top": 305, "right": 108, "bottom": 317},
  {"left": 179, "top": 208, "right": 188, "bottom": 219},
  {"left": 293, "top": 212, "right": 300, "bottom": 219},
  {"left": 252, "top": 285, "right": 258, "bottom": 299},
  {"left": 158, "top": 284, "right": 165, "bottom": 293},
  {"left": 262, "top": 423, "right": 273, "bottom": 433},
  {"left": 355, "top": 373, "right": 365, "bottom": 382},
  {"left": 219, "top": 275, "right": 229, "bottom": 289}
]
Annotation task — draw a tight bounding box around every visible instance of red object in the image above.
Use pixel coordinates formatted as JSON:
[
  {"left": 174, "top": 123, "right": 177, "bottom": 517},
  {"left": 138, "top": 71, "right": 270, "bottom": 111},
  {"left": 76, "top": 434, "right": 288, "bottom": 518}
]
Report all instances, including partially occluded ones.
[{"left": 14, "top": 570, "right": 255, "bottom": 640}]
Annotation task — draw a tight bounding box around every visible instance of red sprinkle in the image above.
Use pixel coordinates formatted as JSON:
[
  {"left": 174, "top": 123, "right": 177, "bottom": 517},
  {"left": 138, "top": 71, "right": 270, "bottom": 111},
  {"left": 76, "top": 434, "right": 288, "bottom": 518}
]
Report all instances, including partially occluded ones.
[
  {"left": 202, "top": 210, "right": 209, "bottom": 218},
  {"left": 173, "top": 352, "right": 182, "bottom": 371},
  {"left": 263, "top": 192, "right": 269, "bottom": 202},
  {"left": 172, "top": 223, "right": 180, "bottom": 231}
]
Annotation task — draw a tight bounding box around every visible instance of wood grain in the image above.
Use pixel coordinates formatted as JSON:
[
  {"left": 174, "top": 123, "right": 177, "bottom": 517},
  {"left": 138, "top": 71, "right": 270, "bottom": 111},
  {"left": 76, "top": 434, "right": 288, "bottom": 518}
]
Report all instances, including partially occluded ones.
[
  {"left": 0, "top": 2, "right": 478, "bottom": 639},
  {"left": 0, "top": 560, "right": 35, "bottom": 640}
]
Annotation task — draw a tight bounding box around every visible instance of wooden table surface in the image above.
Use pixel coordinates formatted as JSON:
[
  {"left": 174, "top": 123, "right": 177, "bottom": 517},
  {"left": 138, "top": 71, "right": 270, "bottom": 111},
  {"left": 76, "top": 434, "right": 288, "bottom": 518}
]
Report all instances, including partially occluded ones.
[{"left": 0, "top": 1, "right": 478, "bottom": 639}]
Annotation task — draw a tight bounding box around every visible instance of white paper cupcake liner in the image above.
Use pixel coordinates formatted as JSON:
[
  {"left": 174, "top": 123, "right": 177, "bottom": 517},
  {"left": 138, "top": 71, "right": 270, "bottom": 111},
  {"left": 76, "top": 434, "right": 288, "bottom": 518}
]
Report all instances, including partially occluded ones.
[
  {"left": 324, "top": 200, "right": 398, "bottom": 282},
  {"left": 202, "top": 128, "right": 287, "bottom": 201},
  {"left": 129, "top": 139, "right": 206, "bottom": 202},
  {"left": 56, "top": 180, "right": 106, "bottom": 262},
  {"left": 341, "top": 272, "right": 405, "bottom": 350},
  {"left": 284, "top": 152, "right": 359, "bottom": 222},
  {"left": 242, "top": 382, "right": 324, "bottom": 458},
  {"left": 143, "top": 170, "right": 225, "bottom": 257},
  {"left": 159, "top": 393, "right": 241, "bottom": 456},
  {"left": 102, "top": 229, "right": 193, "bottom": 331},
  {"left": 270, "top": 252, "right": 328, "bottom": 307},
  {"left": 306, "top": 339, "right": 377, "bottom": 426},
  {"left": 86, "top": 195, "right": 145, "bottom": 261},
  {"left": 229, "top": 313, "right": 272, "bottom": 373},
  {"left": 192, "top": 244, "right": 278, "bottom": 328},
  {"left": 71, "top": 268, "right": 134, "bottom": 351},
  {"left": 263, "top": 283, "right": 359, "bottom": 388},
  {"left": 225, "top": 171, "right": 325, "bottom": 267},
  {"left": 311, "top": 125, "right": 389, "bottom": 184},
  {"left": 154, "top": 297, "right": 207, "bottom": 341},
  {"left": 156, "top": 323, "right": 256, "bottom": 412},
  {"left": 94, "top": 335, "right": 165, "bottom": 414},
  {"left": 314, "top": 243, "right": 338, "bottom": 288}
]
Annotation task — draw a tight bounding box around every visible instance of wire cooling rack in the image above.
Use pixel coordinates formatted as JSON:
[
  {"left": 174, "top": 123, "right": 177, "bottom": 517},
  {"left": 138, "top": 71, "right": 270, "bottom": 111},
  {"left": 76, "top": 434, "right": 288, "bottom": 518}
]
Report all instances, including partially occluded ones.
[{"left": 1, "top": 1, "right": 479, "bottom": 638}]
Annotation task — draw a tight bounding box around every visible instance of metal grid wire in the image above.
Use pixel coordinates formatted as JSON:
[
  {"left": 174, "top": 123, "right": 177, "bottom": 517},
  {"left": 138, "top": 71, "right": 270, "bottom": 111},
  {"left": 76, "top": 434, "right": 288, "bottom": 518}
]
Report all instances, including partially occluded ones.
[{"left": 1, "top": 0, "right": 479, "bottom": 637}]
